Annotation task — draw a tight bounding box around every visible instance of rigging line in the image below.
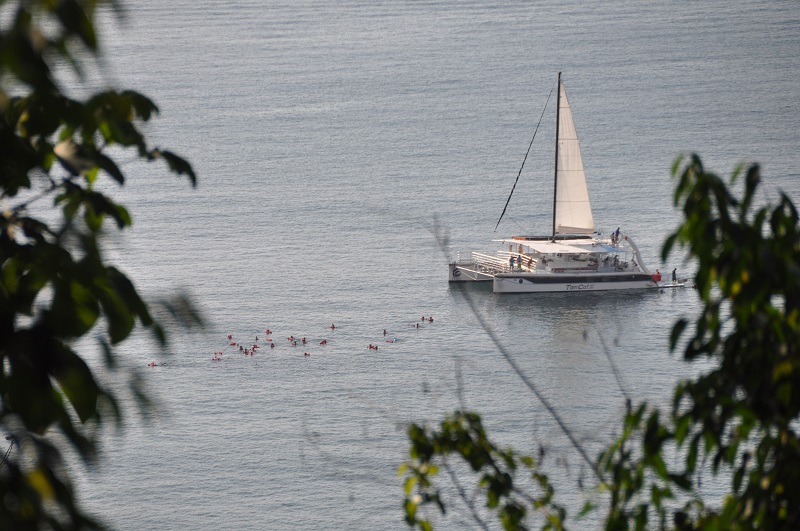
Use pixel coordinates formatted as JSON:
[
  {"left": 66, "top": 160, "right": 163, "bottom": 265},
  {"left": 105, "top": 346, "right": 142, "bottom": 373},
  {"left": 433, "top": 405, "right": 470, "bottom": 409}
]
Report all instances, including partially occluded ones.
[
  {"left": 493, "top": 80, "right": 556, "bottom": 233},
  {"left": 502, "top": 214, "right": 531, "bottom": 234}
]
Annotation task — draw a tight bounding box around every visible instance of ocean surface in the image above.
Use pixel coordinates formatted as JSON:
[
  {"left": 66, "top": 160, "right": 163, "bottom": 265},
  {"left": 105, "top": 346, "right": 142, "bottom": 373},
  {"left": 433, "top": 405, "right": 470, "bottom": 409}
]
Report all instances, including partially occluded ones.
[{"left": 58, "top": 1, "right": 800, "bottom": 529}]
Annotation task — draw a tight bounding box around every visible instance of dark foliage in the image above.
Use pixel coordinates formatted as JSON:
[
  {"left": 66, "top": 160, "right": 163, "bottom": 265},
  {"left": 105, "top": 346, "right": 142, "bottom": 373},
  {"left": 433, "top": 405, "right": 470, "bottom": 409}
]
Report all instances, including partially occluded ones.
[{"left": 1, "top": 2, "right": 199, "bottom": 528}]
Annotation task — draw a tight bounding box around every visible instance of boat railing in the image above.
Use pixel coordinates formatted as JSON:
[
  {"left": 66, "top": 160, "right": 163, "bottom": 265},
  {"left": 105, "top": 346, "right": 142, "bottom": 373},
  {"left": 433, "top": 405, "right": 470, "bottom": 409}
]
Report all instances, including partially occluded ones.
[
  {"left": 471, "top": 252, "right": 508, "bottom": 272},
  {"left": 456, "top": 251, "right": 539, "bottom": 274},
  {"left": 493, "top": 251, "right": 537, "bottom": 272}
]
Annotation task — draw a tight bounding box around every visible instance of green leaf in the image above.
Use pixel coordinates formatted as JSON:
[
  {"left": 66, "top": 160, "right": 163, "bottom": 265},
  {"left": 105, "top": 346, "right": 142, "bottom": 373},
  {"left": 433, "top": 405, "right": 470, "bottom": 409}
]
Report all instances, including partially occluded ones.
[
  {"left": 55, "top": 0, "right": 98, "bottom": 50},
  {"left": 49, "top": 278, "right": 100, "bottom": 338},
  {"left": 51, "top": 345, "right": 101, "bottom": 423},
  {"left": 157, "top": 150, "right": 197, "bottom": 187},
  {"left": 99, "top": 267, "right": 150, "bottom": 344},
  {"left": 669, "top": 319, "right": 688, "bottom": 352},
  {"left": 95, "top": 151, "right": 125, "bottom": 185},
  {"left": 122, "top": 90, "right": 160, "bottom": 121},
  {"left": 661, "top": 233, "right": 679, "bottom": 262}
]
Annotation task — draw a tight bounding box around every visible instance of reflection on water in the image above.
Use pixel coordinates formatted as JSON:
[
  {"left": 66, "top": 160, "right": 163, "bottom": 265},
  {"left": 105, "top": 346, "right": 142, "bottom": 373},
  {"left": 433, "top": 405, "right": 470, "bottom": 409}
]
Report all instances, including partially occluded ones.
[{"left": 445, "top": 284, "right": 697, "bottom": 438}]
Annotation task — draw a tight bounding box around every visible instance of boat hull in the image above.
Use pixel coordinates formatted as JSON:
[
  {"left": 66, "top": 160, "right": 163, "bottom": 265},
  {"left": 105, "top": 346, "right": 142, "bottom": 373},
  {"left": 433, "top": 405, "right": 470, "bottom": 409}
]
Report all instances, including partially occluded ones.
[
  {"left": 449, "top": 261, "right": 495, "bottom": 282},
  {"left": 493, "top": 272, "right": 656, "bottom": 293}
]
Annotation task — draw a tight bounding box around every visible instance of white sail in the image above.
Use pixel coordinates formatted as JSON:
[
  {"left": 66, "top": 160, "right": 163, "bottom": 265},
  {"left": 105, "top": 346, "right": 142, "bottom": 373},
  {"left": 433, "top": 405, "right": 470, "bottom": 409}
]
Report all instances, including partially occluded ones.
[{"left": 555, "top": 81, "right": 595, "bottom": 235}]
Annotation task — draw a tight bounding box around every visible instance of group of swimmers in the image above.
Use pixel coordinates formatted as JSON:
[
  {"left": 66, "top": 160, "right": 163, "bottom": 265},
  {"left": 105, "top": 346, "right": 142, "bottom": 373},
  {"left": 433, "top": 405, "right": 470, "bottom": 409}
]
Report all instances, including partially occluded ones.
[
  {"left": 213, "top": 316, "right": 434, "bottom": 361},
  {"left": 217, "top": 327, "right": 329, "bottom": 360}
]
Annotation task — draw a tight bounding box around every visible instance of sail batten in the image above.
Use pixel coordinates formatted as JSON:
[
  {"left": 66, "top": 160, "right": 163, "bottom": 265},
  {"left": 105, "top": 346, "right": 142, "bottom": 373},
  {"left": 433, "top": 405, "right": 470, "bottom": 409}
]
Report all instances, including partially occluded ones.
[{"left": 554, "top": 81, "right": 595, "bottom": 235}]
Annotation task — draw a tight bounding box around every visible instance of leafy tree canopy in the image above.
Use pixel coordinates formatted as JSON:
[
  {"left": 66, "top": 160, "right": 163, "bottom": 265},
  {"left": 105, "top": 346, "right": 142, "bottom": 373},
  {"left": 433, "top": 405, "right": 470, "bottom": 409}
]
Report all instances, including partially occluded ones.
[
  {"left": 1, "top": 1, "right": 198, "bottom": 528},
  {"left": 402, "top": 155, "right": 800, "bottom": 530}
]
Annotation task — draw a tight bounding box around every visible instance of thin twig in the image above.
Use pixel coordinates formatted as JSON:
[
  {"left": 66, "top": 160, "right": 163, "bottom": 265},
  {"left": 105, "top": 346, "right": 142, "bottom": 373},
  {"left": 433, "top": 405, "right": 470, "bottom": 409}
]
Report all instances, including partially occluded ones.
[
  {"left": 443, "top": 460, "right": 490, "bottom": 531},
  {"left": 434, "top": 223, "right": 605, "bottom": 484},
  {"left": 0, "top": 440, "right": 15, "bottom": 470},
  {"left": 596, "top": 331, "right": 631, "bottom": 410}
]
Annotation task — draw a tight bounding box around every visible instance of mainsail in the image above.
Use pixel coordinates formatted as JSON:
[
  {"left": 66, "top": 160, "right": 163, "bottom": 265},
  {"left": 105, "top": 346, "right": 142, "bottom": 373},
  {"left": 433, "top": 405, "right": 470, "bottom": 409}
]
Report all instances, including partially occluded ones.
[{"left": 554, "top": 80, "right": 595, "bottom": 235}]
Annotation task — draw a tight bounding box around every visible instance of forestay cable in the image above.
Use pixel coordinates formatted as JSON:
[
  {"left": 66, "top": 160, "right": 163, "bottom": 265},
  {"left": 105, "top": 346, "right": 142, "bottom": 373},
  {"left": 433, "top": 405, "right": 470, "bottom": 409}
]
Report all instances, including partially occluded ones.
[{"left": 493, "top": 81, "right": 556, "bottom": 232}]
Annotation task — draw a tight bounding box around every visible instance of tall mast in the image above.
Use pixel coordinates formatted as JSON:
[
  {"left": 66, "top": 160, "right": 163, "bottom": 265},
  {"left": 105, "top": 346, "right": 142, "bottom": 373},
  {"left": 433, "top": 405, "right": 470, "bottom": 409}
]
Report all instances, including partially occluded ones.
[{"left": 551, "top": 72, "right": 561, "bottom": 239}]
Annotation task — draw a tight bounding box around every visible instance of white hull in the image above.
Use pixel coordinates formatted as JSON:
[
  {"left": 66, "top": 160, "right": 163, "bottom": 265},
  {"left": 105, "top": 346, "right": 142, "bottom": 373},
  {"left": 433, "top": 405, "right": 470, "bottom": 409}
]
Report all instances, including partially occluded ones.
[
  {"left": 493, "top": 273, "right": 658, "bottom": 293},
  {"left": 449, "top": 261, "right": 498, "bottom": 282}
]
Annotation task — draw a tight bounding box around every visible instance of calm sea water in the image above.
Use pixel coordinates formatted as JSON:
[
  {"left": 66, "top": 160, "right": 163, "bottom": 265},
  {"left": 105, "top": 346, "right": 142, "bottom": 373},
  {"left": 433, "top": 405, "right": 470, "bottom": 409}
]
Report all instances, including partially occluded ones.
[{"left": 63, "top": 1, "right": 800, "bottom": 529}]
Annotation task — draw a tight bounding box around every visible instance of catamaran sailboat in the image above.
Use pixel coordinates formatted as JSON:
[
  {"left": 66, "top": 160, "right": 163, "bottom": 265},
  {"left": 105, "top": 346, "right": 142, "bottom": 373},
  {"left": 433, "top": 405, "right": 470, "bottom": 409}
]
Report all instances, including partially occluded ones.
[{"left": 449, "top": 73, "right": 682, "bottom": 293}]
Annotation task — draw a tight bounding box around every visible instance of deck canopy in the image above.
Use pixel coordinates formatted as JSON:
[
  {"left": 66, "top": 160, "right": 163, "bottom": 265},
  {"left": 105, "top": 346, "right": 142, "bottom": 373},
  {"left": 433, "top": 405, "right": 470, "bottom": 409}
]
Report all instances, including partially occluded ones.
[{"left": 495, "top": 238, "right": 624, "bottom": 255}]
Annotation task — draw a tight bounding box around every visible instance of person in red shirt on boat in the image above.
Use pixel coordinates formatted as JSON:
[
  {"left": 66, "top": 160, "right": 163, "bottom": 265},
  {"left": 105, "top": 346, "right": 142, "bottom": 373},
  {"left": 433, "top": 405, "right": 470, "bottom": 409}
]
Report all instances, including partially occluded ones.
[{"left": 652, "top": 269, "right": 662, "bottom": 282}]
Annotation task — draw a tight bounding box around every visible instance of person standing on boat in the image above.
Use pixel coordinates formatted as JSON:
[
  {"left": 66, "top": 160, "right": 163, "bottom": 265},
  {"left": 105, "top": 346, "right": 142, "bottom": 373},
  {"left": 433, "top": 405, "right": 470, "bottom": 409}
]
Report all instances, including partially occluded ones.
[
  {"left": 509, "top": 255, "right": 515, "bottom": 270},
  {"left": 672, "top": 268, "right": 677, "bottom": 282},
  {"left": 615, "top": 227, "right": 620, "bottom": 244}
]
